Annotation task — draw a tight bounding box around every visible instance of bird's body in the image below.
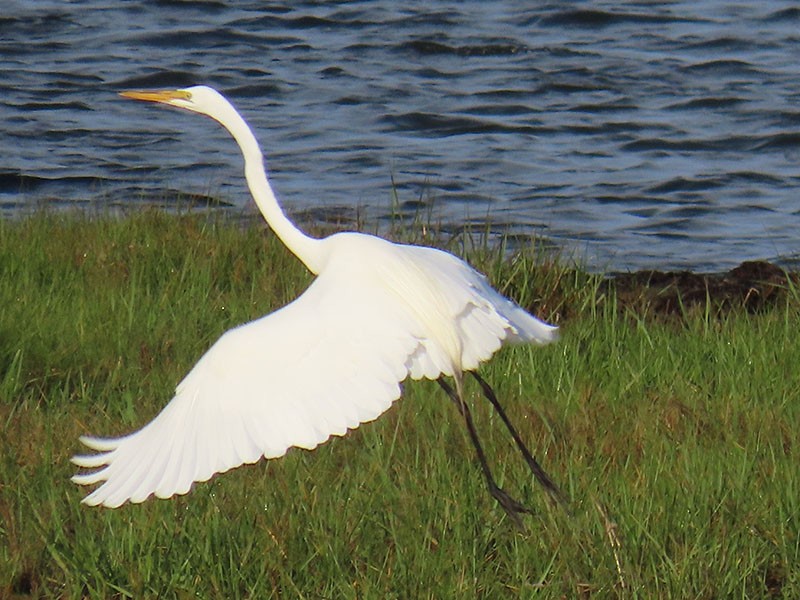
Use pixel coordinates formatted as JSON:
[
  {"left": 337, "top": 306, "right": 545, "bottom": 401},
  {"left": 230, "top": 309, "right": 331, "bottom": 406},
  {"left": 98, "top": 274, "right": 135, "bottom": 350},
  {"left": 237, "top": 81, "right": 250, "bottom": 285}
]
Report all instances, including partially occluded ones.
[{"left": 73, "top": 86, "right": 561, "bottom": 521}]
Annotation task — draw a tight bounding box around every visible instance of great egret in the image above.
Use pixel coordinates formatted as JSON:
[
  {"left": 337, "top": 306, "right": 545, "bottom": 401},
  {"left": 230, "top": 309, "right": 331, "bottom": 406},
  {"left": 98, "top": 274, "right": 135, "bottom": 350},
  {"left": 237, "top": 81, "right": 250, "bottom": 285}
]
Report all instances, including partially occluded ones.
[{"left": 72, "top": 86, "right": 563, "bottom": 526}]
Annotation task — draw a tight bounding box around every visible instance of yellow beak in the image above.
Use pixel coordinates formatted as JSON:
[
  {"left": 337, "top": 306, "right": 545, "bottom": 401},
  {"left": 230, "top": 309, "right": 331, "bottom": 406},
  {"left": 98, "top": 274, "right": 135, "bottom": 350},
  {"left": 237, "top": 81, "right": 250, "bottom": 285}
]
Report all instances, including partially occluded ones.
[{"left": 119, "top": 89, "right": 191, "bottom": 103}]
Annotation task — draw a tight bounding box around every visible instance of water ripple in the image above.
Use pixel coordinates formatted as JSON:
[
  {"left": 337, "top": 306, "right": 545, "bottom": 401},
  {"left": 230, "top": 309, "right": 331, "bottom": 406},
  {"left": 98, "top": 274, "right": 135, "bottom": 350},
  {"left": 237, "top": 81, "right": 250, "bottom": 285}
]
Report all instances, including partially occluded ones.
[
  {"left": 538, "top": 9, "right": 690, "bottom": 28},
  {"left": 0, "top": 0, "right": 798, "bottom": 272}
]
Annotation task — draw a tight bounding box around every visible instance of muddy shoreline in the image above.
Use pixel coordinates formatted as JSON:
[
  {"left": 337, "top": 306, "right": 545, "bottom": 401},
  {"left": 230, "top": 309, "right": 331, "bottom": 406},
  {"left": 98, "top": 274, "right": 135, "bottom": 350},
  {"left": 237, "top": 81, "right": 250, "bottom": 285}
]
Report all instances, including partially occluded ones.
[{"left": 601, "top": 260, "right": 795, "bottom": 318}]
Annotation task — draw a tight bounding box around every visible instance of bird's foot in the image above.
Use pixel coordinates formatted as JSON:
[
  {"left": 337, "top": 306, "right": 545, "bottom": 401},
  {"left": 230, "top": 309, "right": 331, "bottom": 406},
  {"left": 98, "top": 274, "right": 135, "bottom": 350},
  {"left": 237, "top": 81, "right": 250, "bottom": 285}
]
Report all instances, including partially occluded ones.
[{"left": 489, "top": 483, "right": 533, "bottom": 531}]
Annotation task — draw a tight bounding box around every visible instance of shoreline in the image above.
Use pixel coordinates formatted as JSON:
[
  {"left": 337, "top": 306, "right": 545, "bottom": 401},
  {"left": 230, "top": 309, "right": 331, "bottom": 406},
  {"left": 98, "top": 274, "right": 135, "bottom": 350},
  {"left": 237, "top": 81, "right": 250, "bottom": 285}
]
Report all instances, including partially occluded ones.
[{"left": 602, "top": 259, "right": 794, "bottom": 318}]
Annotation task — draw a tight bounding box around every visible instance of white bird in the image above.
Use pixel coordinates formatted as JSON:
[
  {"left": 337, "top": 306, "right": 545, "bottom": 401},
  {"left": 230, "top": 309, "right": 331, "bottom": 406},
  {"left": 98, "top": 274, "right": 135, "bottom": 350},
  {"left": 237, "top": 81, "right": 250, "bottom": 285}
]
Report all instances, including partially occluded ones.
[{"left": 72, "top": 86, "right": 563, "bottom": 525}]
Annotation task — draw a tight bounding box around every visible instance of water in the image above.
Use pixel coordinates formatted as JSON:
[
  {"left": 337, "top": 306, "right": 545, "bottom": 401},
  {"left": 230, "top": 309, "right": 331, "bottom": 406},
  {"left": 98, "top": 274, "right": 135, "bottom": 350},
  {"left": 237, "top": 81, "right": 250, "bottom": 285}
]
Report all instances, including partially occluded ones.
[{"left": 1, "top": 1, "right": 799, "bottom": 272}]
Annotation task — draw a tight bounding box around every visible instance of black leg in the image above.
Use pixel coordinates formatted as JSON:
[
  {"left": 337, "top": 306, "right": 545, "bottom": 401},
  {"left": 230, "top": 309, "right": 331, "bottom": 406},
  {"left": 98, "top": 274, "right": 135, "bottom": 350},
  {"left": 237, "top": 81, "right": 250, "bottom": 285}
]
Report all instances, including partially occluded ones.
[
  {"left": 437, "top": 377, "right": 532, "bottom": 529},
  {"left": 470, "top": 371, "right": 567, "bottom": 506}
]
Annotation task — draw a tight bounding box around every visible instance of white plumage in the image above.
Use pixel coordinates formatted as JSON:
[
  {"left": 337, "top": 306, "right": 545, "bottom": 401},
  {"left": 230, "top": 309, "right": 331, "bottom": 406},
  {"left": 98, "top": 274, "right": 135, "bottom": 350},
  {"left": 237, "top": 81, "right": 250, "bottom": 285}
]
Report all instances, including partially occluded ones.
[{"left": 72, "top": 87, "right": 558, "bottom": 510}]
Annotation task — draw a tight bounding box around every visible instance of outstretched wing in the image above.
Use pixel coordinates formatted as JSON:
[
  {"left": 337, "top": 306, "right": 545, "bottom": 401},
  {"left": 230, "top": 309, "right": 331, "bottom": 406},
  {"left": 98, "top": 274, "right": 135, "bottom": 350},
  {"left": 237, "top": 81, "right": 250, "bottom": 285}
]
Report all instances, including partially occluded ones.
[
  {"left": 399, "top": 244, "right": 559, "bottom": 374},
  {"left": 72, "top": 265, "right": 427, "bottom": 508}
]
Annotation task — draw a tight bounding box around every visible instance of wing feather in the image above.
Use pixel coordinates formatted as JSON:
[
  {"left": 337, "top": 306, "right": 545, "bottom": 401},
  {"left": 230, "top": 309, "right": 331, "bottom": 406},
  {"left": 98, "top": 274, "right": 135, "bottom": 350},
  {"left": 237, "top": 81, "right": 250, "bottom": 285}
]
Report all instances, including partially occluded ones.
[
  {"left": 72, "top": 267, "right": 422, "bottom": 507},
  {"left": 401, "top": 245, "right": 558, "bottom": 371}
]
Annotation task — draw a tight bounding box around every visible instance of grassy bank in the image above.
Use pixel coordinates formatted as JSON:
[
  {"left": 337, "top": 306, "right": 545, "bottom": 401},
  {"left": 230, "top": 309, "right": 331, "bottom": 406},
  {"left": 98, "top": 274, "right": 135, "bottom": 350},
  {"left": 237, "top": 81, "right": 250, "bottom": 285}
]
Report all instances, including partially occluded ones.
[{"left": 1, "top": 211, "right": 798, "bottom": 598}]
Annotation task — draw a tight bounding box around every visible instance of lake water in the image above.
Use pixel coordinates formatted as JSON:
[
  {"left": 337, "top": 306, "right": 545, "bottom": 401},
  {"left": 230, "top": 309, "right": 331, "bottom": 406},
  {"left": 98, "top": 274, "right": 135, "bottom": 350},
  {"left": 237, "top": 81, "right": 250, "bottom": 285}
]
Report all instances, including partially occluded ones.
[{"left": 1, "top": 1, "right": 799, "bottom": 272}]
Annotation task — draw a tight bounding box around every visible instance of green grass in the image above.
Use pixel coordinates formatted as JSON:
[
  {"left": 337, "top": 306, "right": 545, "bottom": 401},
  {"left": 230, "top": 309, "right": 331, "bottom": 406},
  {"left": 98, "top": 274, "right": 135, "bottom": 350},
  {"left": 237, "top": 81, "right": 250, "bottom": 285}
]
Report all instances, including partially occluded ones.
[{"left": 1, "top": 211, "right": 798, "bottom": 598}]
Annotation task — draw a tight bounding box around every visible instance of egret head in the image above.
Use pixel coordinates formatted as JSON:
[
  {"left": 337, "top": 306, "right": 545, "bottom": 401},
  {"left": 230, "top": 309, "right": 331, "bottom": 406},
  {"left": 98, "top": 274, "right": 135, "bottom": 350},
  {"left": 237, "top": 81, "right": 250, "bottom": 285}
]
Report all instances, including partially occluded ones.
[
  {"left": 119, "top": 85, "right": 251, "bottom": 140},
  {"left": 119, "top": 85, "right": 228, "bottom": 116}
]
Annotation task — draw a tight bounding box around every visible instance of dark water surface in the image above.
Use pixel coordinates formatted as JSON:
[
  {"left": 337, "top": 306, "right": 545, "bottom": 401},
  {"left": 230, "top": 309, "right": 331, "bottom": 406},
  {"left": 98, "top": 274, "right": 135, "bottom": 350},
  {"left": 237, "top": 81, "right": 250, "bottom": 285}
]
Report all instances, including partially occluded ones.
[{"left": 1, "top": 1, "right": 799, "bottom": 272}]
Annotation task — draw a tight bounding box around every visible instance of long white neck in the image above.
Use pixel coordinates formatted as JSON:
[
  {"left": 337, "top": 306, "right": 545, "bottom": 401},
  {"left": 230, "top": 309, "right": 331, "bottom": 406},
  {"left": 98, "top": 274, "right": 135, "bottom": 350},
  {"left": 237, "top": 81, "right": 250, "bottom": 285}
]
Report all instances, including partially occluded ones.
[{"left": 211, "top": 103, "right": 323, "bottom": 274}]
